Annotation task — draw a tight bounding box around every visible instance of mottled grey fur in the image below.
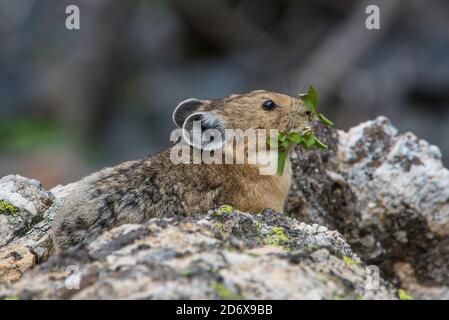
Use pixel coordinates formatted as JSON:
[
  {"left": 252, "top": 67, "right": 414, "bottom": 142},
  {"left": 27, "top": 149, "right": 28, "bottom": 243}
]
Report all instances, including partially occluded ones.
[{"left": 52, "top": 150, "right": 222, "bottom": 250}]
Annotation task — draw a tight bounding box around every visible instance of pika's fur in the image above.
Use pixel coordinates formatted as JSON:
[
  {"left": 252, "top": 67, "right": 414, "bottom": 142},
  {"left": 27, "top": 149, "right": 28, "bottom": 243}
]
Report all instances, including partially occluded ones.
[{"left": 51, "top": 90, "right": 309, "bottom": 251}]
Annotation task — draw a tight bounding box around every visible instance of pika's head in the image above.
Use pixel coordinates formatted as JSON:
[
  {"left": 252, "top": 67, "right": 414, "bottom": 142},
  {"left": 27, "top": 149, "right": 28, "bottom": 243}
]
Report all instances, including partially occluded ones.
[{"left": 172, "top": 90, "right": 310, "bottom": 150}]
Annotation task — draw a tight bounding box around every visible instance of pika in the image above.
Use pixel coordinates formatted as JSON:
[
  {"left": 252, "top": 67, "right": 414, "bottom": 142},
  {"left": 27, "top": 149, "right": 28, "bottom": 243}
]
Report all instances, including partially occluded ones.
[{"left": 51, "top": 90, "right": 310, "bottom": 251}]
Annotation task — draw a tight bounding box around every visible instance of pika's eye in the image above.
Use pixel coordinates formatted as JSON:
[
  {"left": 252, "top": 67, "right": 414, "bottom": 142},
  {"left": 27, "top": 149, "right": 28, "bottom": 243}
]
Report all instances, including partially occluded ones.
[
  {"left": 262, "top": 100, "right": 276, "bottom": 111},
  {"left": 305, "top": 110, "right": 312, "bottom": 116}
]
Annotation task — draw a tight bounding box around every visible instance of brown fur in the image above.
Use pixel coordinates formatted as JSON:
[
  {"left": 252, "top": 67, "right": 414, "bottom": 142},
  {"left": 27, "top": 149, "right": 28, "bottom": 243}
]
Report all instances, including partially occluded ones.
[{"left": 51, "top": 90, "right": 309, "bottom": 251}]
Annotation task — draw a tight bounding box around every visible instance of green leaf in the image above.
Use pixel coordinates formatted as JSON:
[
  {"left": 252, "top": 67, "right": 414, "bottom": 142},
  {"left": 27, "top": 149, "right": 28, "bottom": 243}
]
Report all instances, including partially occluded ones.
[
  {"left": 287, "top": 132, "right": 304, "bottom": 144},
  {"left": 267, "top": 85, "right": 334, "bottom": 175},
  {"left": 302, "top": 97, "right": 314, "bottom": 111},
  {"left": 278, "top": 132, "right": 287, "bottom": 142},
  {"left": 317, "top": 113, "right": 334, "bottom": 127},
  {"left": 277, "top": 150, "right": 287, "bottom": 175},
  {"left": 305, "top": 133, "right": 315, "bottom": 146},
  {"left": 314, "top": 136, "right": 328, "bottom": 149},
  {"left": 302, "top": 141, "right": 313, "bottom": 150},
  {"left": 307, "top": 86, "right": 318, "bottom": 111}
]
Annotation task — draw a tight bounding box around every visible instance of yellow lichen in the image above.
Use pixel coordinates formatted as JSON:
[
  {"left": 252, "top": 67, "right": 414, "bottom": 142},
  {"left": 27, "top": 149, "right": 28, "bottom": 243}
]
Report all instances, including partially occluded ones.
[
  {"left": 0, "top": 200, "right": 19, "bottom": 215},
  {"left": 266, "top": 226, "right": 289, "bottom": 246},
  {"left": 213, "top": 222, "right": 228, "bottom": 237},
  {"left": 211, "top": 282, "right": 244, "bottom": 300},
  {"left": 212, "top": 205, "right": 233, "bottom": 216},
  {"left": 342, "top": 255, "right": 358, "bottom": 266},
  {"left": 397, "top": 289, "right": 413, "bottom": 300}
]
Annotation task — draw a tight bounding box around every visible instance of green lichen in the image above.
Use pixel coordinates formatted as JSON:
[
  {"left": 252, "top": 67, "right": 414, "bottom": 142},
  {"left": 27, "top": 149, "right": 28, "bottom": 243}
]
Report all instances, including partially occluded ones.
[
  {"left": 397, "top": 289, "right": 413, "bottom": 300},
  {"left": 212, "top": 205, "right": 233, "bottom": 216},
  {"left": 213, "top": 222, "right": 228, "bottom": 237},
  {"left": 211, "top": 282, "right": 244, "bottom": 300},
  {"left": 266, "top": 226, "right": 289, "bottom": 246},
  {"left": 0, "top": 200, "right": 19, "bottom": 215},
  {"left": 342, "top": 255, "right": 359, "bottom": 266},
  {"left": 0, "top": 200, "right": 25, "bottom": 230}
]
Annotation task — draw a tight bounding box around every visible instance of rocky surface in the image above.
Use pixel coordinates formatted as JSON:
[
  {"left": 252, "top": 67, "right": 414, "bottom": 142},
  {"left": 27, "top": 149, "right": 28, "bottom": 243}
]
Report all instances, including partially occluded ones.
[
  {"left": 286, "top": 116, "right": 449, "bottom": 299},
  {"left": 0, "top": 207, "right": 398, "bottom": 300},
  {"left": 1, "top": 116, "right": 448, "bottom": 299}
]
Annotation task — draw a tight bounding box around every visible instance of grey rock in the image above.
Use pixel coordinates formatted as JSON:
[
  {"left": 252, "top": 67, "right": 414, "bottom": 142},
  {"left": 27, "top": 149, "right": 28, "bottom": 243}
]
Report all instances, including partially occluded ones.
[
  {"left": 0, "top": 175, "right": 54, "bottom": 247},
  {"left": 286, "top": 116, "right": 449, "bottom": 299},
  {"left": 0, "top": 208, "right": 397, "bottom": 300}
]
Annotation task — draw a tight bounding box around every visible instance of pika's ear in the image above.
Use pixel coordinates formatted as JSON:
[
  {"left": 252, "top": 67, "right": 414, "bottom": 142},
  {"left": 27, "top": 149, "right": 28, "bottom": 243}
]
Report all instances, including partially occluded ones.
[
  {"left": 172, "top": 98, "right": 205, "bottom": 128},
  {"left": 182, "top": 112, "right": 226, "bottom": 150}
]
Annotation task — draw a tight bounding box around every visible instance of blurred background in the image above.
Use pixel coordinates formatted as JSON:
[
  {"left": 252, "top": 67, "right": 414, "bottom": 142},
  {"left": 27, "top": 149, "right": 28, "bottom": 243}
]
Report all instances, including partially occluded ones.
[{"left": 0, "top": 0, "right": 448, "bottom": 188}]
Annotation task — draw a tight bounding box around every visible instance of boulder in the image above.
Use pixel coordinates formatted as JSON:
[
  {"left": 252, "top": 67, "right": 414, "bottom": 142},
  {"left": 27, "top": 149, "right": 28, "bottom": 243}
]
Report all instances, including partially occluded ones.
[
  {"left": 286, "top": 116, "right": 449, "bottom": 299},
  {"left": 0, "top": 175, "right": 56, "bottom": 282},
  {"left": 0, "top": 175, "right": 54, "bottom": 247}
]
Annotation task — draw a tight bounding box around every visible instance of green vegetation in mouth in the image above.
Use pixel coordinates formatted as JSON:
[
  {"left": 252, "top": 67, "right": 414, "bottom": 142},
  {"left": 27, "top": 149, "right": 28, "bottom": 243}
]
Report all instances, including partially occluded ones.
[{"left": 267, "top": 86, "right": 334, "bottom": 175}]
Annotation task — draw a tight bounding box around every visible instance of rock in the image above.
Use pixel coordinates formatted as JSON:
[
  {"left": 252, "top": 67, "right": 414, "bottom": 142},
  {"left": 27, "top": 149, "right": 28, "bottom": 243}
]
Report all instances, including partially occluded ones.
[
  {"left": 0, "top": 175, "right": 54, "bottom": 247},
  {"left": 0, "top": 175, "right": 57, "bottom": 283},
  {"left": 286, "top": 116, "right": 449, "bottom": 299},
  {"left": 0, "top": 244, "right": 36, "bottom": 283},
  {"left": 0, "top": 208, "right": 397, "bottom": 300}
]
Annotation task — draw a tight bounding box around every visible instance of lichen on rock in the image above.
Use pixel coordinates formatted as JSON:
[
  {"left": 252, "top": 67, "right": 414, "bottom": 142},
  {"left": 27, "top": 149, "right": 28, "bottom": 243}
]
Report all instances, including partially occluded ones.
[
  {"left": 0, "top": 200, "right": 20, "bottom": 215},
  {"left": 0, "top": 175, "right": 56, "bottom": 283}
]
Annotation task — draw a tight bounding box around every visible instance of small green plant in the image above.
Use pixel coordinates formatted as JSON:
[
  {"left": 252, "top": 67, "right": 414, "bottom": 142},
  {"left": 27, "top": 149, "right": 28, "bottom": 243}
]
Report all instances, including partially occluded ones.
[
  {"left": 267, "top": 86, "right": 334, "bottom": 175},
  {"left": 299, "top": 86, "right": 334, "bottom": 127}
]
